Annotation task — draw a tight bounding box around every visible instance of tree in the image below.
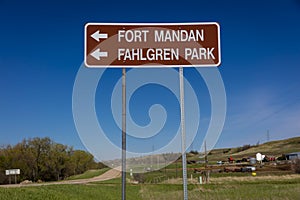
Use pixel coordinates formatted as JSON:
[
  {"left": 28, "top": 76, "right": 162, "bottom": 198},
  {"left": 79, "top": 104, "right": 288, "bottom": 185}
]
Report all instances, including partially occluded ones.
[
  {"left": 70, "top": 150, "right": 96, "bottom": 175},
  {"left": 0, "top": 137, "right": 98, "bottom": 184},
  {"left": 27, "top": 137, "right": 52, "bottom": 181},
  {"left": 44, "top": 143, "right": 69, "bottom": 181},
  {"left": 10, "top": 140, "right": 35, "bottom": 181}
]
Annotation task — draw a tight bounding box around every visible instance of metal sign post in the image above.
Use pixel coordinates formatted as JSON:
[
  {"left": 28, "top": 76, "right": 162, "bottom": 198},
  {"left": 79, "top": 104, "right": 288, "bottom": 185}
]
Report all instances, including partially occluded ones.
[
  {"left": 122, "top": 68, "right": 126, "bottom": 200},
  {"left": 179, "top": 67, "right": 188, "bottom": 200}
]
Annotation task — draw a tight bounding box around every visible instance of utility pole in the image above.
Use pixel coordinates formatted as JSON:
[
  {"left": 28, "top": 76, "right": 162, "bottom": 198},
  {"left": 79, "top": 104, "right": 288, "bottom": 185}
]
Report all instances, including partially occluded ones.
[
  {"left": 122, "top": 68, "right": 126, "bottom": 200},
  {"left": 204, "top": 140, "right": 208, "bottom": 168},
  {"left": 151, "top": 145, "right": 154, "bottom": 169},
  {"left": 176, "top": 157, "right": 178, "bottom": 178},
  {"left": 204, "top": 140, "right": 210, "bottom": 183}
]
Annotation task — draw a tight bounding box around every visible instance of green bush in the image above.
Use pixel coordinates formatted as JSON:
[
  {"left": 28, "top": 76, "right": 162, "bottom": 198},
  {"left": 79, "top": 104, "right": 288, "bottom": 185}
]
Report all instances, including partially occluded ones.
[{"left": 133, "top": 173, "right": 145, "bottom": 183}]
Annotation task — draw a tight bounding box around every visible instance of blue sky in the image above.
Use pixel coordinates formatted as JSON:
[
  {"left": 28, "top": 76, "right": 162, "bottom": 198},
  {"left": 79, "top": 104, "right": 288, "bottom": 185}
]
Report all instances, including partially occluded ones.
[{"left": 1, "top": 1, "right": 300, "bottom": 158}]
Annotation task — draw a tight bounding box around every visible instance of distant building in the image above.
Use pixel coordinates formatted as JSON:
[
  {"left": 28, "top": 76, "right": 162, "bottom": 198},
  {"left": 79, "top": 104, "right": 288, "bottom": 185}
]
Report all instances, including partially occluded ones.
[{"left": 285, "top": 152, "right": 300, "bottom": 160}]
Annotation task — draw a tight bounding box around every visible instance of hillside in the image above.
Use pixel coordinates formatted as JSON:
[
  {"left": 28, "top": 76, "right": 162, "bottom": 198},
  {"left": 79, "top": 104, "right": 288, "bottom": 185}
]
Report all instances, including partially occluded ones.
[{"left": 191, "top": 136, "right": 300, "bottom": 162}]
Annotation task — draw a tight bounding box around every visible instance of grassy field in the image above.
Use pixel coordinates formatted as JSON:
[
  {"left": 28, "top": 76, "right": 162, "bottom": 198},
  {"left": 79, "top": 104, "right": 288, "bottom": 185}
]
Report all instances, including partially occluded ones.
[
  {"left": 0, "top": 182, "right": 141, "bottom": 200},
  {"left": 1, "top": 175, "right": 299, "bottom": 200},
  {"left": 65, "top": 168, "right": 110, "bottom": 180},
  {"left": 1, "top": 137, "right": 299, "bottom": 199}
]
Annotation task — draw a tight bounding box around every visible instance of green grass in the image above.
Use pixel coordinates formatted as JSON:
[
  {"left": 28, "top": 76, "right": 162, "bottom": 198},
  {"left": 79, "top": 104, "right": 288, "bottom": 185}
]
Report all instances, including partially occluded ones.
[
  {"left": 65, "top": 168, "right": 110, "bottom": 180},
  {"left": 140, "top": 176, "right": 300, "bottom": 200},
  {"left": 196, "top": 181, "right": 299, "bottom": 200},
  {"left": 96, "top": 177, "right": 123, "bottom": 184},
  {"left": 0, "top": 183, "right": 142, "bottom": 200},
  {"left": 1, "top": 175, "right": 299, "bottom": 200}
]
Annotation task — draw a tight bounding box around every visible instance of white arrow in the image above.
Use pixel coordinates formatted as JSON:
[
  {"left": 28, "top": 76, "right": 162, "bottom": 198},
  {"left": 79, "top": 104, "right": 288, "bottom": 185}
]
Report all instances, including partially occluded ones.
[
  {"left": 90, "top": 48, "right": 108, "bottom": 60},
  {"left": 91, "top": 30, "right": 108, "bottom": 42}
]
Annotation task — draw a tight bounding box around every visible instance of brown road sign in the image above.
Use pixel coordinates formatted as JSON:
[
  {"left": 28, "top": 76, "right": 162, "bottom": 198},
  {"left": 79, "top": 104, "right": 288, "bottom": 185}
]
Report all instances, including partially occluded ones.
[{"left": 84, "top": 22, "right": 221, "bottom": 68}]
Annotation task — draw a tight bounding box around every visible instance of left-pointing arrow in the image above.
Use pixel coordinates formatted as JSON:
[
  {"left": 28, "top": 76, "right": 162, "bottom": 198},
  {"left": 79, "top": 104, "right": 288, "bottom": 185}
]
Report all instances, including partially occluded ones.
[
  {"left": 90, "top": 48, "right": 108, "bottom": 60},
  {"left": 91, "top": 30, "right": 108, "bottom": 42}
]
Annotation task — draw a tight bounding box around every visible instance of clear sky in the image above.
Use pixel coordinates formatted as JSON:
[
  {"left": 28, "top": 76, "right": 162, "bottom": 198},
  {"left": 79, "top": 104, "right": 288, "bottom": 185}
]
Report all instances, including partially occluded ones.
[{"left": 1, "top": 1, "right": 300, "bottom": 159}]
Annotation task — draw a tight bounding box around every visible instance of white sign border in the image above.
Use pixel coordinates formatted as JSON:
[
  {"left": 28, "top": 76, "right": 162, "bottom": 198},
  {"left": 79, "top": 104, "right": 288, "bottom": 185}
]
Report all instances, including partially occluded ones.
[{"left": 84, "top": 22, "right": 221, "bottom": 68}]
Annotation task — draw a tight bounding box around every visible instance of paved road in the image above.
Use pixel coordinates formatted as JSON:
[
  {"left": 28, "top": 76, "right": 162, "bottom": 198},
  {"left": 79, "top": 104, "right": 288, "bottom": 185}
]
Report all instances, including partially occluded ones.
[{"left": 0, "top": 167, "right": 121, "bottom": 188}]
